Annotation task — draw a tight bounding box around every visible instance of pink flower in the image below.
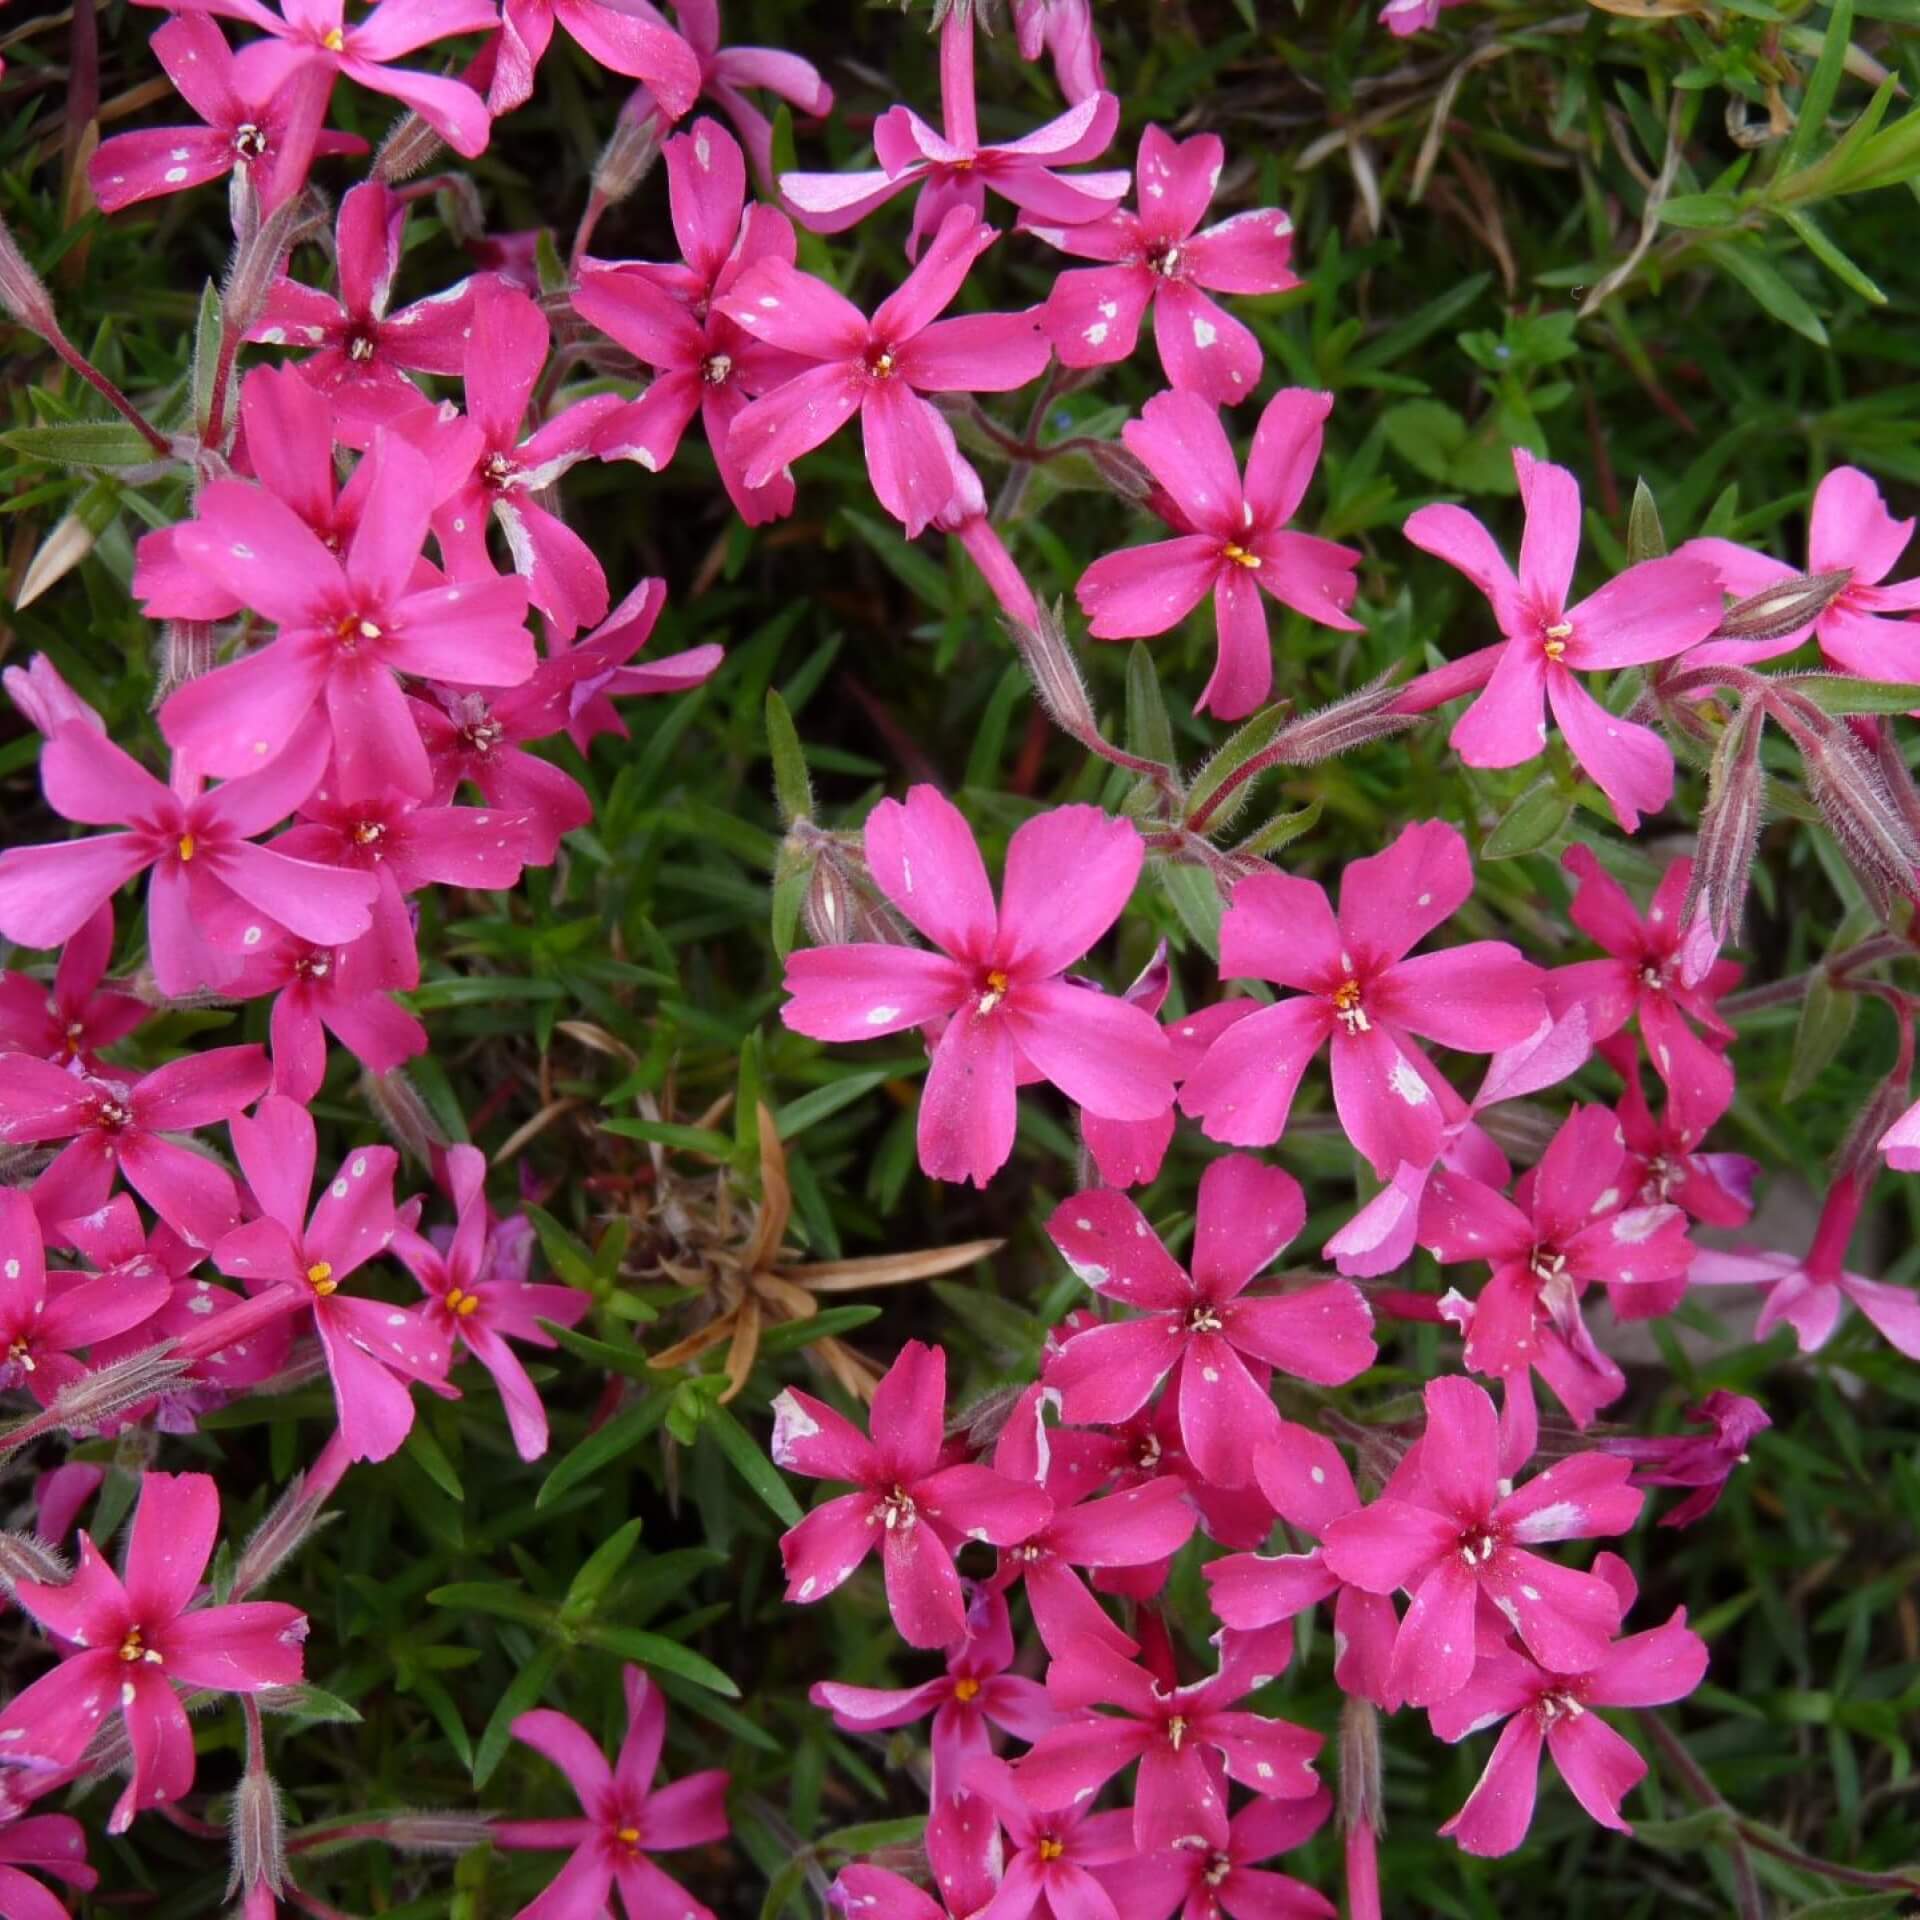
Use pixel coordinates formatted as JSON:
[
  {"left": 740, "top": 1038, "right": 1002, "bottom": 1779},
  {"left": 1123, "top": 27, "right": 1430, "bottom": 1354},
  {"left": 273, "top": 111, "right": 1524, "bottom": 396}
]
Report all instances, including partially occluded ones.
[
  {"left": 0, "top": 1045, "right": 268, "bottom": 1249},
  {"left": 1181, "top": 819, "right": 1546, "bottom": 1174},
  {"left": 545, "top": 576, "right": 725, "bottom": 752},
  {"left": 781, "top": 11, "right": 1125, "bottom": 259},
  {"left": 1378, "top": 0, "right": 1471, "bottom": 36},
  {"left": 1013, "top": 0, "right": 1105, "bottom": 104},
  {"left": 1044, "top": 1156, "right": 1375, "bottom": 1488},
  {"left": 1098, "top": 1789, "right": 1335, "bottom": 1920},
  {"left": 950, "top": 1754, "right": 1137, "bottom": 1920},
  {"left": 1319, "top": 1377, "right": 1643, "bottom": 1707},
  {"left": 933, "top": 442, "right": 1040, "bottom": 630},
  {"left": 1034, "top": 126, "right": 1296, "bottom": 405},
  {"left": 89, "top": 16, "right": 364, "bottom": 213},
  {"left": 828, "top": 1865, "right": 966, "bottom": 1920},
  {"left": 1679, "top": 466, "right": 1920, "bottom": 676},
  {"left": 1075, "top": 388, "right": 1360, "bottom": 719},
  {"left": 247, "top": 183, "right": 487, "bottom": 420},
  {"left": 1545, "top": 846, "right": 1740, "bottom": 1138},
  {"left": 212, "top": 1095, "right": 453, "bottom": 1461},
  {"left": 392, "top": 1143, "right": 589, "bottom": 1459},
  {"left": 1603, "top": 1035, "right": 1756, "bottom": 1229},
  {"left": 769, "top": 1340, "right": 1053, "bottom": 1647},
  {"left": 1403, "top": 449, "right": 1724, "bottom": 829},
  {"left": 436, "top": 279, "right": 621, "bottom": 636},
  {"left": 1018, "top": 1628, "right": 1321, "bottom": 1853},
  {"left": 576, "top": 117, "right": 807, "bottom": 525},
  {"left": 0, "top": 1809, "right": 96, "bottom": 1917},
  {"left": 718, "top": 207, "right": 1051, "bottom": 537},
  {"left": 1690, "top": 1167, "right": 1920, "bottom": 1359},
  {"left": 0, "top": 722, "right": 377, "bottom": 998},
  {"left": 0, "top": 904, "right": 146, "bottom": 1068},
  {"left": 1881, "top": 1094, "right": 1920, "bottom": 1171},
  {"left": 494, "top": 1665, "right": 730, "bottom": 1920},
  {"left": 138, "top": 0, "right": 498, "bottom": 157},
  {"left": 1430, "top": 1556, "right": 1707, "bottom": 1857},
  {"left": 780, "top": 785, "right": 1174, "bottom": 1187},
  {"left": 0, "top": 1190, "right": 168, "bottom": 1406},
  {"left": 156, "top": 435, "right": 535, "bottom": 796},
  {"left": 809, "top": 1585, "right": 1057, "bottom": 1798},
  {"left": 7, "top": 1471, "right": 306, "bottom": 1832},
  {"left": 486, "top": 0, "right": 698, "bottom": 120},
  {"left": 1600, "top": 1389, "right": 1770, "bottom": 1528}
]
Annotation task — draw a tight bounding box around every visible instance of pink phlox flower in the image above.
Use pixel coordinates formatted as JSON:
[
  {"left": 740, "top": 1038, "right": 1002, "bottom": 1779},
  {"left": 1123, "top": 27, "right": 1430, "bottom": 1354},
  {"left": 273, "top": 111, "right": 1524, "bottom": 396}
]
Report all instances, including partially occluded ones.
[
  {"left": 89, "top": 15, "right": 364, "bottom": 213},
  {"left": 0, "top": 904, "right": 147, "bottom": 1068},
  {"left": 134, "top": 0, "right": 498, "bottom": 158},
  {"left": 1378, "top": 0, "right": 1472, "bottom": 38},
  {"left": 0, "top": 1190, "right": 168, "bottom": 1407},
  {"left": 247, "top": 183, "right": 491, "bottom": 417},
  {"left": 1601, "top": 1034, "right": 1757, "bottom": 1229},
  {"left": 1076, "top": 387, "right": 1360, "bottom": 719},
  {"left": 1598, "top": 1389, "right": 1770, "bottom": 1528},
  {"left": 931, "top": 435, "right": 1041, "bottom": 632},
  {"left": 1429, "top": 1553, "right": 1707, "bottom": 1857},
  {"left": 0, "top": 1044, "right": 268, "bottom": 1251},
  {"left": 0, "top": 721, "right": 376, "bottom": 999},
  {"left": 827, "top": 1864, "right": 970, "bottom": 1920},
  {"left": 809, "top": 1584, "right": 1058, "bottom": 1799},
  {"left": 1097, "top": 1786, "right": 1335, "bottom": 1920},
  {"left": 493, "top": 1664, "right": 730, "bottom": 1920},
  {"left": 1034, "top": 125, "right": 1296, "bottom": 406},
  {"left": 1403, "top": 449, "right": 1725, "bottom": 829},
  {"left": 485, "top": 0, "right": 698, "bottom": 121},
  {"left": 7, "top": 1470, "right": 306, "bottom": 1832},
  {"left": 0, "top": 1807, "right": 98, "bottom": 1919},
  {"left": 548, "top": 576, "right": 726, "bottom": 753},
  {"left": 1018, "top": 1626, "right": 1322, "bottom": 1855},
  {"left": 780, "top": 784, "right": 1174, "bottom": 1187},
  {"left": 1043, "top": 1155, "right": 1374, "bottom": 1490},
  {"left": 3, "top": 654, "right": 104, "bottom": 740},
  {"left": 1325, "top": 1006, "right": 1592, "bottom": 1280},
  {"left": 1678, "top": 465, "right": 1920, "bottom": 676},
  {"left": 1013, "top": 0, "right": 1105, "bottom": 105},
  {"left": 576, "top": 117, "right": 809, "bottom": 526},
  {"left": 769, "top": 1339, "right": 1054, "bottom": 1648},
  {"left": 717, "top": 206, "right": 1051, "bottom": 537},
  {"left": 212, "top": 1094, "right": 455, "bottom": 1461},
  {"left": 1689, "top": 1166, "right": 1920, "bottom": 1359},
  {"left": 156, "top": 433, "right": 536, "bottom": 798},
  {"left": 1319, "top": 1376, "right": 1644, "bottom": 1709},
  {"left": 391, "top": 1142, "right": 588, "bottom": 1459},
  {"left": 951, "top": 1752, "right": 1137, "bottom": 1920},
  {"left": 1181, "top": 819, "right": 1546, "bottom": 1174},
  {"left": 781, "top": 11, "right": 1125, "bottom": 258},
  {"left": 1544, "top": 846, "right": 1740, "bottom": 1139},
  {"left": 435, "top": 278, "right": 622, "bottom": 636}
]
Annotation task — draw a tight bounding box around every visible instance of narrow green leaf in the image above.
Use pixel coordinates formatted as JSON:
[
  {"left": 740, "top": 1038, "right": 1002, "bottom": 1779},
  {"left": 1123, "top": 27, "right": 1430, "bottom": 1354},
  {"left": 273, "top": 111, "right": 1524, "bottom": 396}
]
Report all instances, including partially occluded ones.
[
  {"left": 1233, "top": 799, "right": 1323, "bottom": 859},
  {"left": 255, "top": 1683, "right": 364, "bottom": 1725},
  {"left": 1781, "top": 206, "right": 1887, "bottom": 302},
  {"left": 756, "top": 1305, "right": 882, "bottom": 1356},
  {"left": 1483, "top": 777, "right": 1574, "bottom": 859},
  {"left": 190, "top": 280, "right": 227, "bottom": 440},
  {"left": 1702, "top": 238, "right": 1829, "bottom": 344},
  {"left": 775, "top": 1069, "right": 898, "bottom": 1139},
  {"left": 536, "top": 1395, "right": 670, "bottom": 1508},
  {"left": 599, "top": 1118, "right": 735, "bottom": 1156},
  {"left": 765, "top": 689, "right": 813, "bottom": 825},
  {"left": 1183, "top": 702, "right": 1291, "bottom": 830},
  {"left": 1781, "top": 0, "right": 1854, "bottom": 175},
  {"left": 1125, "top": 641, "right": 1176, "bottom": 767},
  {"left": 841, "top": 506, "right": 953, "bottom": 611},
  {"left": 1785, "top": 974, "right": 1857, "bottom": 1100},
  {"left": 1627, "top": 478, "right": 1668, "bottom": 564},
  {"left": 405, "top": 1422, "right": 464, "bottom": 1503},
  {"left": 561, "top": 1517, "right": 647, "bottom": 1621},
  {"left": 473, "top": 1645, "right": 561, "bottom": 1787},
  {"left": 704, "top": 1404, "right": 803, "bottom": 1526},
  {"left": 539, "top": 1317, "right": 658, "bottom": 1380},
  {"left": 1778, "top": 674, "right": 1920, "bottom": 714},
  {"left": 578, "top": 1624, "right": 741, "bottom": 1696},
  {"left": 0, "top": 421, "right": 160, "bottom": 467},
  {"left": 425, "top": 1582, "right": 555, "bottom": 1627},
  {"left": 1158, "top": 860, "right": 1225, "bottom": 961}
]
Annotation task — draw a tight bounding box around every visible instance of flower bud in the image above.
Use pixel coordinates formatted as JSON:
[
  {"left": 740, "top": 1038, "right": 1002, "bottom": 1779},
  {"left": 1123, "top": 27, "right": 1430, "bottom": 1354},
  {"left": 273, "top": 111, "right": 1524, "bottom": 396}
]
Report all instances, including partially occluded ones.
[
  {"left": 223, "top": 187, "right": 327, "bottom": 338},
  {"left": 594, "top": 103, "right": 665, "bottom": 209},
  {"left": 1685, "top": 698, "right": 1765, "bottom": 950},
  {"left": 1712, "top": 568, "right": 1852, "bottom": 643},
  {"left": 231, "top": 1447, "right": 347, "bottom": 1599},
  {"left": 1339, "top": 1694, "right": 1384, "bottom": 1839},
  {"left": 45, "top": 1344, "right": 191, "bottom": 1434},
  {"left": 361, "top": 1066, "right": 448, "bottom": 1167},
  {"left": 2, "top": 654, "right": 105, "bottom": 737},
  {"left": 1085, "top": 437, "right": 1154, "bottom": 502},
  {"left": 1007, "top": 599, "right": 1100, "bottom": 742},
  {"left": 385, "top": 1810, "right": 499, "bottom": 1853},
  {"left": 375, "top": 107, "right": 447, "bottom": 184},
  {"left": 0, "top": 212, "right": 58, "bottom": 336},
  {"left": 1271, "top": 670, "right": 1417, "bottom": 765},
  {"left": 156, "top": 621, "right": 217, "bottom": 698},
  {"left": 0, "top": 1532, "right": 69, "bottom": 1593},
  {"left": 227, "top": 1763, "right": 288, "bottom": 1897},
  {"left": 1778, "top": 692, "right": 1920, "bottom": 918},
  {"left": 15, "top": 508, "right": 103, "bottom": 611}
]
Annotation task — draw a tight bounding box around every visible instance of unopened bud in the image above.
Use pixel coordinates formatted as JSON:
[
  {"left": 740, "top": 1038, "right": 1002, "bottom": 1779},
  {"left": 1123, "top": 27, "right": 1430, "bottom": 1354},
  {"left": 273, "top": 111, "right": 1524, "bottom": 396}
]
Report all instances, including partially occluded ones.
[
  {"left": 0, "top": 1532, "right": 70, "bottom": 1593},
  {"left": 46, "top": 1344, "right": 190, "bottom": 1434},
  {"left": 799, "top": 833, "right": 906, "bottom": 948},
  {"left": 1778, "top": 693, "right": 1920, "bottom": 917},
  {"left": 1712, "top": 568, "right": 1852, "bottom": 643},
  {"left": 1339, "top": 1694, "right": 1384, "bottom": 1838},
  {"left": 1270, "top": 670, "right": 1416, "bottom": 765},
  {"left": 0, "top": 212, "right": 57, "bottom": 335},
  {"left": 228, "top": 1765, "right": 288, "bottom": 1896},
  {"left": 157, "top": 621, "right": 217, "bottom": 698},
  {"left": 1685, "top": 698, "right": 1766, "bottom": 950},
  {"left": 1007, "top": 600, "right": 1099, "bottom": 740},
  {"left": 3, "top": 654, "right": 105, "bottom": 736},
  {"left": 594, "top": 103, "right": 665, "bottom": 208},
  {"left": 223, "top": 187, "right": 327, "bottom": 338},
  {"left": 375, "top": 108, "right": 447, "bottom": 184},
  {"left": 232, "top": 1455, "right": 344, "bottom": 1599},
  {"left": 361, "top": 1066, "right": 447, "bottom": 1167},
  {"left": 1087, "top": 439, "right": 1155, "bottom": 502},
  {"left": 388, "top": 1810, "right": 499, "bottom": 1853}
]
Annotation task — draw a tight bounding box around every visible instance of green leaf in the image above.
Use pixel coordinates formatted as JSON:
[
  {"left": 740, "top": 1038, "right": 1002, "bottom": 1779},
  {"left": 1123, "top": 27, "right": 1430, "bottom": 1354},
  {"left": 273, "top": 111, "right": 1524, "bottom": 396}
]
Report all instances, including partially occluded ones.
[
  {"left": 473, "top": 1644, "right": 561, "bottom": 1788},
  {"left": 1183, "top": 702, "right": 1290, "bottom": 831},
  {"left": 405, "top": 1422, "right": 464, "bottom": 1503},
  {"left": 0, "top": 420, "right": 161, "bottom": 467},
  {"left": 1631, "top": 1808, "right": 1739, "bottom": 1851},
  {"left": 1659, "top": 192, "right": 1747, "bottom": 229},
  {"left": 578, "top": 1624, "right": 741, "bottom": 1696},
  {"left": 1482, "top": 777, "right": 1573, "bottom": 859},
  {"left": 775, "top": 1069, "right": 899, "bottom": 1139},
  {"left": 255, "top": 1683, "right": 364, "bottom": 1725},
  {"left": 599, "top": 1118, "right": 735, "bottom": 1156},
  {"left": 1781, "top": 206, "right": 1887, "bottom": 303},
  {"left": 1785, "top": 973, "right": 1857, "bottom": 1100},
  {"left": 425, "top": 1582, "right": 554, "bottom": 1628},
  {"left": 816, "top": 1815, "right": 929, "bottom": 1854},
  {"left": 1158, "top": 859, "right": 1225, "bottom": 961},
  {"left": 841, "top": 506, "right": 952, "bottom": 612},
  {"left": 1379, "top": 399, "right": 1467, "bottom": 485},
  {"left": 1777, "top": 674, "right": 1920, "bottom": 714},
  {"left": 1125, "top": 641, "right": 1176, "bottom": 768},
  {"left": 1234, "top": 799, "right": 1323, "bottom": 859},
  {"left": 765, "top": 689, "right": 813, "bottom": 825},
  {"left": 1781, "top": 0, "right": 1855, "bottom": 176},
  {"left": 704, "top": 1404, "right": 803, "bottom": 1526},
  {"left": 756, "top": 1305, "right": 882, "bottom": 1355},
  {"left": 536, "top": 1394, "right": 670, "bottom": 1508},
  {"left": 1628, "top": 478, "right": 1668, "bottom": 564},
  {"left": 1702, "top": 238, "right": 1829, "bottom": 344},
  {"left": 190, "top": 280, "right": 228, "bottom": 441},
  {"left": 561, "top": 1516, "right": 646, "bottom": 1621}
]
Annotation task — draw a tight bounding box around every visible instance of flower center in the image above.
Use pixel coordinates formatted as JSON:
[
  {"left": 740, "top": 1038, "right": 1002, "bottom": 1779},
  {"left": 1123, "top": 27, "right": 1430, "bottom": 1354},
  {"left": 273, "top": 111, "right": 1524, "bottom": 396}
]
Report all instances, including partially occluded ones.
[
  {"left": 614, "top": 1824, "right": 642, "bottom": 1850},
  {"left": 1539, "top": 1690, "right": 1585, "bottom": 1723},
  {"left": 864, "top": 345, "right": 898, "bottom": 380},
  {"left": 1222, "top": 542, "right": 1261, "bottom": 570},
  {"left": 1186, "top": 1305, "right": 1223, "bottom": 1334},
  {"left": 1459, "top": 1531, "right": 1498, "bottom": 1565},
  {"left": 1639, "top": 962, "right": 1667, "bottom": 990},
  {"left": 951, "top": 1677, "right": 981, "bottom": 1702},
  {"left": 1146, "top": 241, "right": 1183, "bottom": 279},
  {"left": 1542, "top": 619, "right": 1573, "bottom": 659},
  {"left": 177, "top": 833, "right": 197, "bottom": 862},
  {"left": 306, "top": 1261, "right": 337, "bottom": 1296},
  {"left": 976, "top": 968, "right": 1010, "bottom": 1017},
  {"left": 352, "top": 821, "right": 385, "bottom": 848},
  {"left": 1331, "top": 977, "right": 1369, "bottom": 1034},
  {"left": 334, "top": 613, "right": 383, "bottom": 650},
  {"left": 1204, "top": 1852, "right": 1233, "bottom": 1887},
  {"left": 877, "top": 1487, "right": 917, "bottom": 1531},
  {"left": 321, "top": 26, "right": 346, "bottom": 49},
  {"left": 233, "top": 123, "right": 268, "bottom": 159},
  {"left": 93, "top": 1097, "right": 134, "bottom": 1131},
  {"left": 480, "top": 451, "right": 513, "bottom": 488},
  {"left": 6, "top": 1337, "right": 33, "bottom": 1372},
  {"left": 444, "top": 1286, "right": 481, "bottom": 1318},
  {"left": 1529, "top": 1246, "right": 1567, "bottom": 1282},
  {"left": 1037, "top": 1836, "right": 1065, "bottom": 1861},
  {"left": 1164, "top": 1714, "right": 1188, "bottom": 1750},
  {"left": 701, "top": 352, "right": 734, "bottom": 386},
  {"left": 294, "top": 951, "right": 332, "bottom": 982},
  {"left": 345, "top": 331, "right": 376, "bottom": 363},
  {"left": 1135, "top": 1433, "right": 1161, "bottom": 1471},
  {"left": 462, "top": 717, "right": 504, "bottom": 756},
  {"left": 119, "top": 1626, "right": 161, "bottom": 1664}
]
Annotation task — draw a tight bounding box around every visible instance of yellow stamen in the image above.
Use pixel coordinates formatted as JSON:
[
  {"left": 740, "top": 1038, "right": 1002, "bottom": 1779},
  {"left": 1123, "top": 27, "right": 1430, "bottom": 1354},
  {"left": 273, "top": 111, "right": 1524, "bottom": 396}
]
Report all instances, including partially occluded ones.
[
  {"left": 177, "top": 834, "right": 196, "bottom": 862},
  {"left": 321, "top": 26, "right": 345, "bottom": 49},
  {"left": 119, "top": 1628, "right": 150, "bottom": 1663},
  {"left": 1037, "top": 1837, "right": 1065, "bottom": 1861},
  {"left": 306, "top": 1261, "right": 336, "bottom": 1295},
  {"left": 1222, "top": 542, "right": 1262, "bottom": 570},
  {"left": 444, "top": 1286, "right": 481, "bottom": 1318},
  {"left": 615, "top": 1825, "right": 641, "bottom": 1846},
  {"left": 1543, "top": 619, "right": 1572, "bottom": 660},
  {"left": 951, "top": 1677, "right": 981, "bottom": 1702},
  {"left": 976, "top": 967, "right": 1011, "bottom": 1017}
]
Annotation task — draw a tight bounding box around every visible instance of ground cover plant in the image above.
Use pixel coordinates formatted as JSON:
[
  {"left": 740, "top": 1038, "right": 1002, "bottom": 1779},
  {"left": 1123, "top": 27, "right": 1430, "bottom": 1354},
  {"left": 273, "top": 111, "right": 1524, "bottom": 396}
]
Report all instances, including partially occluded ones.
[{"left": 1, "top": 0, "right": 1920, "bottom": 1913}]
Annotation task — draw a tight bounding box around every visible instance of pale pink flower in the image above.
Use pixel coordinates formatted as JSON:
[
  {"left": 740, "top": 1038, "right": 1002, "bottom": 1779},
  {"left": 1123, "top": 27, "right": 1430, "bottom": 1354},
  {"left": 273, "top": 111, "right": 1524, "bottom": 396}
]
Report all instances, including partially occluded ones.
[
  {"left": 0, "top": 904, "right": 146, "bottom": 1068},
  {"left": 1013, "top": 0, "right": 1105, "bottom": 104},
  {"left": 1379, "top": 0, "right": 1471, "bottom": 36}
]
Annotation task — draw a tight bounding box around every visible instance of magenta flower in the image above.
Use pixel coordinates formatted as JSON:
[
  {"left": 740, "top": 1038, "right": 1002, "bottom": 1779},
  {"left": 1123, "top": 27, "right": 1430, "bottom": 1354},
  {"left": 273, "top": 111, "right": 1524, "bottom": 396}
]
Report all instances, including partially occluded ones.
[
  {"left": 575, "top": 117, "right": 808, "bottom": 525},
  {"left": 1044, "top": 1156, "right": 1375, "bottom": 1489},
  {"left": 809, "top": 1585, "right": 1057, "bottom": 1798},
  {"left": 494, "top": 1665, "right": 729, "bottom": 1920},
  {"left": 828, "top": 1865, "right": 967, "bottom": 1920},
  {"left": 1320, "top": 1377, "right": 1643, "bottom": 1707},
  {"left": 1018, "top": 1629, "right": 1322, "bottom": 1854},
  {"left": 6, "top": 1471, "right": 306, "bottom": 1832},
  {"left": 544, "top": 576, "right": 725, "bottom": 753},
  {"left": 0, "top": 1045, "right": 268, "bottom": 1249},
  {"left": 1430, "top": 1557, "right": 1707, "bottom": 1857},
  {"left": 0, "top": 1809, "right": 96, "bottom": 1917},
  {"left": 0, "top": 722, "right": 376, "bottom": 999},
  {"left": 1601, "top": 1389, "right": 1769, "bottom": 1529},
  {"left": 769, "top": 1340, "right": 1053, "bottom": 1647},
  {"left": 156, "top": 436, "right": 535, "bottom": 796},
  {"left": 1679, "top": 465, "right": 1920, "bottom": 675},
  {"left": 1076, "top": 388, "right": 1361, "bottom": 720},
  {"left": 1690, "top": 1167, "right": 1920, "bottom": 1360},
  {"left": 392, "top": 1143, "right": 589, "bottom": 1460},
  {"left": 89, "top": 16, "right": 364, "bottom": 213},
  {"left": 435, "top": 279, "right": 622, "bottom": 637},
  {"left": 1602, "top": 1035, "right": 1756, "bottom": 1228},
  {"left": 486, "top": 0, "right": 697, "bottom": 120},
  {"left": 781, "top": 11, "right": 1124, "bottom": 258},
  {"left": 1403, "top": 449, "right": 1724, "bottom": 829},
  {"left": 1882, "top": 1096, "right": 1920, "bottom": 1172},
  {"left": 952, "top": 1754, "right": 1137, "bottom": 1920},
  {"left": 138, "top": 0, "right": 498, "bottom": 157},
  {"left": 779, "top": 785, "right": 1174, "bottom": 1187},
  {"left": 248, "top": 184, "right": 486, "bottom": 419},
  {"left": 414, "top": 675, "right": 592, "bottom": 865},
  {"left": 1014, "top": 0, "right": 1105, "bottom": 105},
  {"left": 1035, "top": 126, "right": 1297, "bottom": 405},
  {"left": 212, "top": 1095, "right": 453, "bottom": 1461},
  {"left": 0, "top": 904, "right": 146, "bottom": 1067},
  {"left": 718, "top": 207, "right": 1050, "bottom": 536},
  {"left": 1181, "top": 819, "right": 1546, "bottom": 1174},
  {"left": 1378, "top": 0, "right": 1470, "bottom": 35},
  {"left": 1100, "top": 1789, "right": 1335, "bottom": 1920}
]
